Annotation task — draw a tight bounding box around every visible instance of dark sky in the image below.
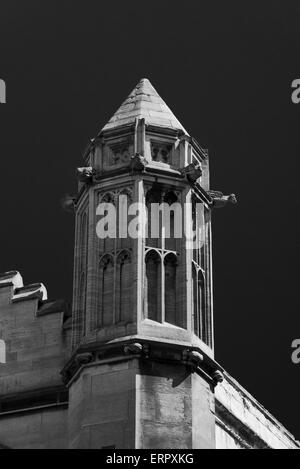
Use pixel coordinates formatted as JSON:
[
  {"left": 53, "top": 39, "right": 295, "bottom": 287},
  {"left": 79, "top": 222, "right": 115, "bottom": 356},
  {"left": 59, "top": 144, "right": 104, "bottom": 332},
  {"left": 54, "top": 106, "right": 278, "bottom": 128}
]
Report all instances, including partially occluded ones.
[{"left": 0, "top": 1, "right": 299, "bottom": 437}]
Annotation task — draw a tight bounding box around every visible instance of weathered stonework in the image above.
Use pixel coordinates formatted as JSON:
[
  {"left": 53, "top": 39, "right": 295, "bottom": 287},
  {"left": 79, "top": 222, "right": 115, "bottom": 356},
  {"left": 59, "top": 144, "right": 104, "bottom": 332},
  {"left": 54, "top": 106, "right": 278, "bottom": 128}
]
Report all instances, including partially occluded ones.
[
  {"left": 0, "top": 271, "right": 71, "bottom": 448},
  {"left": 0, "top": 79, "right": 298, "bottom": 449}
]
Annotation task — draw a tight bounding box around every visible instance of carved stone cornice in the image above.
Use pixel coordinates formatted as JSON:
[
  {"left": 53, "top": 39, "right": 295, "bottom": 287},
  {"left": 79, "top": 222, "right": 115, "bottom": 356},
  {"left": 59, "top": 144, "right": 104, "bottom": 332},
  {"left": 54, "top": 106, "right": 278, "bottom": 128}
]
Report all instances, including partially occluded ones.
[
  {"left": 75, "top": 153, "right": 149, "bottom": 188},
  {"left": 61, "top": 338, "right": 224, "bottom": 388}
]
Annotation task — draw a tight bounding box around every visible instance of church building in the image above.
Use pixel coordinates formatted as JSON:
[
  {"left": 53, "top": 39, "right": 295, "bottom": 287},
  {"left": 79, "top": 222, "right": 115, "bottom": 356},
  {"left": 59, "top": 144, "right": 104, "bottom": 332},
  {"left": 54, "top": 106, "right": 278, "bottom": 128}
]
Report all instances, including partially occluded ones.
[{"left": 0, "top": 79, "right": 298, "bottom": 449}]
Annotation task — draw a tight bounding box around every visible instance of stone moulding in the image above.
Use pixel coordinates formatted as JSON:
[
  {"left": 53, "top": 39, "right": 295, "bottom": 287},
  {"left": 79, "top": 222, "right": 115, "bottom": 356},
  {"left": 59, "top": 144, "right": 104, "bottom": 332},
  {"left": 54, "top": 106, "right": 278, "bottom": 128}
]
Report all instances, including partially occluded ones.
[
  {"left": 61, "top": 338, "right": 224, "bottom": 388},
  {"left": 0, "top": 385, "right": 68, "bottom": 417}
]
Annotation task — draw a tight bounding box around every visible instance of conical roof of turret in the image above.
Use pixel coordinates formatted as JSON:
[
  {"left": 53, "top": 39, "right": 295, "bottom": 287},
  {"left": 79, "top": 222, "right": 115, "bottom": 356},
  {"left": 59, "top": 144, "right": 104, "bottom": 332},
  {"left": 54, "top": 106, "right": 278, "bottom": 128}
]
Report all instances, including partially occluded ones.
[{"left": 101, "top": 78, "right": 189, "bottom": 134}]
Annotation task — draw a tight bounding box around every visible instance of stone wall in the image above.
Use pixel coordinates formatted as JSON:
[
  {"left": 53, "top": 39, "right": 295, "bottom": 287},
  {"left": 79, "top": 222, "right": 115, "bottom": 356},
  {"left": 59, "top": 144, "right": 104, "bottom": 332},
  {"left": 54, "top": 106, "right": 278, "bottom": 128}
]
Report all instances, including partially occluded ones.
[{"left": 0, "top": 271, "right": 71, "bottom": 449}]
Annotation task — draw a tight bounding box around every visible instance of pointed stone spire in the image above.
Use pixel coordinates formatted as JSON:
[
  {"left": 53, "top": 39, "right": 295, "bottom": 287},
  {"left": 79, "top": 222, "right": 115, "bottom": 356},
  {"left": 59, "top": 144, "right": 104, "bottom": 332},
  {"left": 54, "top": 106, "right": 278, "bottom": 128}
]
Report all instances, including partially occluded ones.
[{"left": 101, "top": 78, "right": 189, "bottom": 134}]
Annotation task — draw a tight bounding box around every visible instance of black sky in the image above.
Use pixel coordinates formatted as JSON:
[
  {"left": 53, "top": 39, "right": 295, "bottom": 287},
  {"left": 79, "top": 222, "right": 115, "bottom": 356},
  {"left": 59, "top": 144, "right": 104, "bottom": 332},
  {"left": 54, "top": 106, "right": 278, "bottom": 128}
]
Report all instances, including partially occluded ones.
[{"left": 0, "top": 0, "right": 299, "bottom": 437}]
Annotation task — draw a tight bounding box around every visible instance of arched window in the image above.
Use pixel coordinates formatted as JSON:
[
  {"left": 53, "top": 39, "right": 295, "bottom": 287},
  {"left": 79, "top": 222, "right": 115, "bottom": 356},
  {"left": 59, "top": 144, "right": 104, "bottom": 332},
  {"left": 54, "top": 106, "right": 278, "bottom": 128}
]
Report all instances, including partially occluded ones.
[
  {"left": 116, "top": 250, "right": 132, "bottom": 323},
  {"left": 118, "top": 189, "right": 132, "bottom": 250},
  {"left": 163, "top": 191, "right": 179, "bottom": 252},
  {"left": 146, "top": 188, "right": 180, "bottom": 251},
  {"left": 99, "top": 254, "right": 114, "bottom": 327},
  {"left": 145, "top": 250, "right": 161, "bottom": 322},
  {"left": 144, "top": 186, "right": 181, "bottom": 327},
  {"left": 164, "top": 253, "right": 177, "bottom": 325},
  {"left": 146, "top": 186, "right": 162, "bottom": 248},
  {"left": 192, "top": 262, "right": 206, "bottom": 342},
  {"left": 98, "top": 192, "right": 116, "bottom": 254}
]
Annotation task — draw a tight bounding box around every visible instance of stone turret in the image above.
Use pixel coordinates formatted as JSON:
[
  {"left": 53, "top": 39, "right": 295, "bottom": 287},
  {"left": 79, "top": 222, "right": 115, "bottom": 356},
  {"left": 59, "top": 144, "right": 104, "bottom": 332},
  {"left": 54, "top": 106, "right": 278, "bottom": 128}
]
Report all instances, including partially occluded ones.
[{"left": 63, "top": 78, "right": 227, "bottom": 449}]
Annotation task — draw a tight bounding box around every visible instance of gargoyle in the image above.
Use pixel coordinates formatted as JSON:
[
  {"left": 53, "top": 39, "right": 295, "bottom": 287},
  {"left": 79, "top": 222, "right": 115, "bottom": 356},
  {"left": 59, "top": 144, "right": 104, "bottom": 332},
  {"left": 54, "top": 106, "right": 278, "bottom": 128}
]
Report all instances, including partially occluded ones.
[
  {"left": 180, "top": 162, "right": 202, "bottom": 183},
  {"left": 77, "top": 167, "right": 94, "bottom": 184},
  {"left": 207, "top": 190, "right": 237, "bottom": 208}
]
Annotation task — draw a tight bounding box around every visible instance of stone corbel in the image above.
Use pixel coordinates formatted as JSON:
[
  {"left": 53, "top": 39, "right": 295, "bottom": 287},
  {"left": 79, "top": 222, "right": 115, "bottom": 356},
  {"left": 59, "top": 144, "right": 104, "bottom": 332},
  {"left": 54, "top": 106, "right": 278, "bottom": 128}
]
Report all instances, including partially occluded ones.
[
  {"left": 212, "top": 370, "right": 224, "bottom": 384},
  {"left": 182, "top": 349, "right": 224, "bottom": 386},
  {"left": 124, "top": 342, "right": 149, "bottom": 358},
  {"left": 74, "top": 352, "right": 94, "bottom": 367},
  {"left": 61, "top": 352, "right": 94, "bottom": 383},
  {"left": 180, "top": 162, "right": 202, "bottom": 183},
  {"left": 182, "top": 349, "right": 204, "bottom": 370},
  {"left": 207, "top": 190, "right": 237, "bottom": 209}
]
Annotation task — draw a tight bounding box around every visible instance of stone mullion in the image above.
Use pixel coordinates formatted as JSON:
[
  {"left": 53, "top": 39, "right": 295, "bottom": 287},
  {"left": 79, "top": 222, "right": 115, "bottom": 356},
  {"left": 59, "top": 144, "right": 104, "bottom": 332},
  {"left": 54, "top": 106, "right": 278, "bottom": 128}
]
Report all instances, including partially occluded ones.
[
  {"left": 98, "top": 266, "right": 105, "bottom": 329},
  {"left": 115, "top": 259, "right": 122, "bottom": 324},
  {"left": 113, "top": 246, "right": 117, "bottom": 326},
  {"left": 136, "top": 179, "right": 145, "bottom": 327},
  {"left": 185, "top": 188, "right": 193, "bottom": 334},
  {"left": 157, "top": 256, "right": 162, "bottom": 323},
  {"left": 161, "top": 253, "right": 165, "bottom": 323}
]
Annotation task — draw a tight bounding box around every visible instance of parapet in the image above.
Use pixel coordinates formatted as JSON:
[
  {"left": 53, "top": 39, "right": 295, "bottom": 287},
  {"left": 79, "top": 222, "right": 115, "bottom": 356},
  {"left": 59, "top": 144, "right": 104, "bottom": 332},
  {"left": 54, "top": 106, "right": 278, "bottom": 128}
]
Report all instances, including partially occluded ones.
[
  {"left": 215, "top": 372, "right": 300, "bottom": 449},
  {"left": 0, "top": 270, "right": 71, "bottom": 397},
  {"left": 0, "top": 270, "right": 70, "bottom": 319}
]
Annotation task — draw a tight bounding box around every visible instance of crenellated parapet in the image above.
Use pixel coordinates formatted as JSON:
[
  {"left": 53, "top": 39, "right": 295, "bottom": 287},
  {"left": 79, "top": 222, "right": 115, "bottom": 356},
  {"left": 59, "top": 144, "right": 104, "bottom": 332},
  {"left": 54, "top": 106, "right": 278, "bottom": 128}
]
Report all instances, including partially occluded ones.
[{"left": 0, "top": 270, "right": 71, "bottom": 401}]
